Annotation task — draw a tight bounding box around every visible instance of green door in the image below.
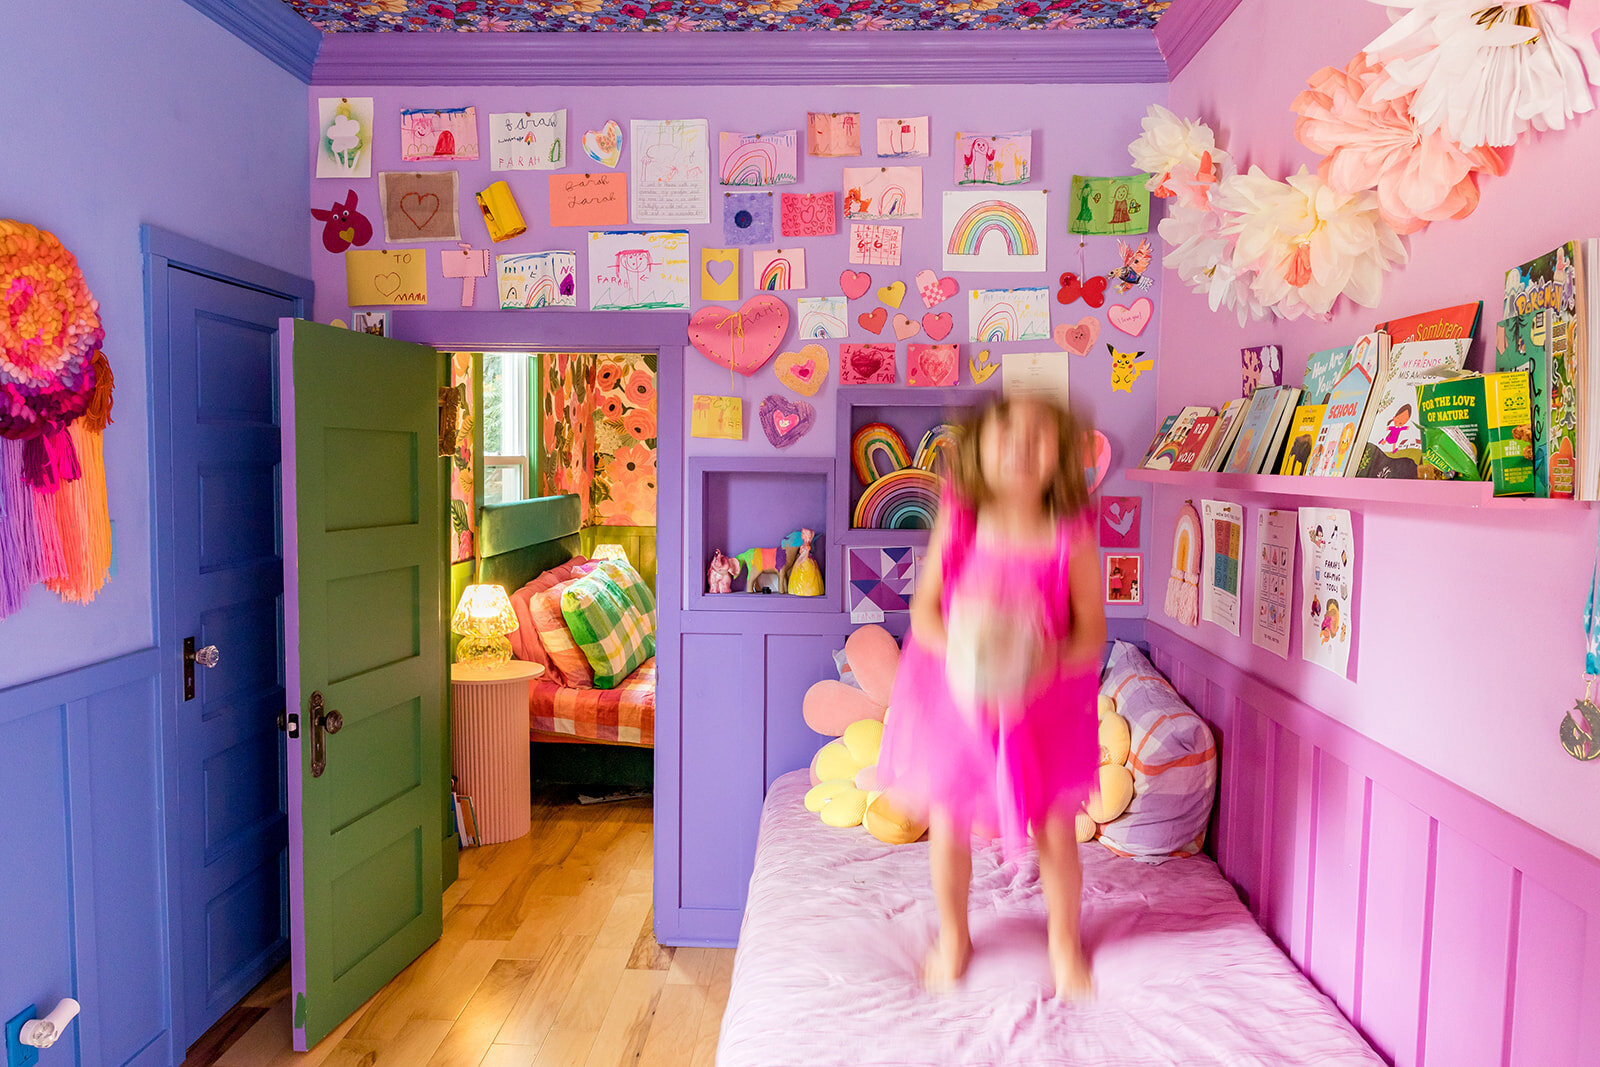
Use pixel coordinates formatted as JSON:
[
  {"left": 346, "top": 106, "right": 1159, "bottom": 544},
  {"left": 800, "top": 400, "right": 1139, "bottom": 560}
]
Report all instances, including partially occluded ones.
[{"left": 277, "top": 320, "right": 447, "bottom": 1050}]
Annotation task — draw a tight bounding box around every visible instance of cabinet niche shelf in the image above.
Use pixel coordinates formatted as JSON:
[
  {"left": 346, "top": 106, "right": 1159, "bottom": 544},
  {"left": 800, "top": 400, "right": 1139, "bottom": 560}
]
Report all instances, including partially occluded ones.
[{"left": 1127, "top": 467, "right": 1595, "bottom": 510}]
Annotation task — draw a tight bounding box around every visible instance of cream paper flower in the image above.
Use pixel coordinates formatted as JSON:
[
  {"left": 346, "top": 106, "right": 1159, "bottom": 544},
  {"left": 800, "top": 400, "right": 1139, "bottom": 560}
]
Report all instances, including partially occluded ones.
[
  {"left": 1128, "top": 104, "right": 1233, "bottom": 209},
  {"left": 1158, "top": 203, "right": 1269, "bottom": 325},
  {"left": 1366, "top": 0, "right": 1600, "bottom": 148}
]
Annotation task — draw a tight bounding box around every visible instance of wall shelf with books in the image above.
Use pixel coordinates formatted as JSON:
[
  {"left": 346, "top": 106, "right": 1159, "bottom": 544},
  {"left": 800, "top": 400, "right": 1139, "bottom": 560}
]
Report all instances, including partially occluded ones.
[{"left": 1127, "top": 467, "right": 1594, "bottom": 510}]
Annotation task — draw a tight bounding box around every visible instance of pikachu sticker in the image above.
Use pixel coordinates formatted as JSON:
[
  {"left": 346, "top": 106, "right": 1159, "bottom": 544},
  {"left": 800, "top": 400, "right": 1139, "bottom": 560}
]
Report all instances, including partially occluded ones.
[{"left": 1108, "top": 344, "right": 1153, "bottom": 392}]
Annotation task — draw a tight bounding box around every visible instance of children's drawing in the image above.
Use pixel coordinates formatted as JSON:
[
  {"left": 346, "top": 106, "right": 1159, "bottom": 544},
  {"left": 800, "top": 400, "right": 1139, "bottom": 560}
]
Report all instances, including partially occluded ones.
[
  {"left": 401, "top": 106, "right": 479, "bottom": 161},
  {"left": 877, "top": 116, "right": 929, "bottom": 158},
  {"left": 497, "top": 251, "right": 577, "bottom": 309},
  {"left": 752, "top": 248, "right": 806, "bottom": 292},
  {"left": 966, "top": 287, "right": 1050, "bottom": 343},
  {"left": 842, "top": 166, "right": 923, "bottom": 221},
  {"left": 631, "top": 118, "right": 710, "bottom": 224},
  {"left": 345, "top": 248, "right": 427, "bottom": 306},
  {"left": 781, "top": 192, "right": 836, "bottom": 237},
  {"left": 722, "top": 192, "right": 775, "bottom": 246},
  {"left": 548, "top": 173, "right": 628, "bottom": 227},
  {"left": 378, "top": 171, "right": 461, "bottom": 243},
  {"left": 489, "top": 109, "right": 567, "bottom": 170},
  {"left": 1108, "top": 343, "right": 1154, "bottom": 392},
  {"left": 954, "top": 131, "right": 1032, "bottom": 186},
  {"left": 588, "top": 230, "right": 690, "bottom": 311},
  {"left": 807, "top": 112, "right": 861, "bottom": 157},
  {"left": 849, "top": 224, "right": 902, "bottom": 267},
  {"left": 840, "top": 343, "right": 897, "bottom": 385},
  {"left": 311, "top": 189, "right": 373, "bottom": 254},
  {"left": 691, "top": 396, "right": 743, "bottom": 440},
  {"left": 797, "top": 296, "right": 848, "bottom": 339},
  {"left": 907, "top": 344, "right": 958, "bottom": 387},
  {"left": 582, "top": 120, "right": 623, "bottom": 168},
  {"left": 1107, "top": 238, "right": 1156, "bottom": 294},
  {"left": 1069, "top": 174, "right": 1151, "bottom": 235},
  {"left": 718, "top": 130, "right": 799, "bottom": 187},
  {"left": 701, "top": 247, "right": 739, "bottom": 301},
  {"left": 942, "top": 190, "right": 1047, "bottom": 272},
  {"left": 317, "top": 97, "right": 373, "bottom": 179}
]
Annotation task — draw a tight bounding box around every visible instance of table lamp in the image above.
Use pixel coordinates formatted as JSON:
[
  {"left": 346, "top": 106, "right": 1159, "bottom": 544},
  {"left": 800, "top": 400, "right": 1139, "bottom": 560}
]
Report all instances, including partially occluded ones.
[
  {"left": 452, "top": 584, "right": 518, "bottom": 667},
  {"left": 593, "top": 543, "right": 628, "bottom": 563}
]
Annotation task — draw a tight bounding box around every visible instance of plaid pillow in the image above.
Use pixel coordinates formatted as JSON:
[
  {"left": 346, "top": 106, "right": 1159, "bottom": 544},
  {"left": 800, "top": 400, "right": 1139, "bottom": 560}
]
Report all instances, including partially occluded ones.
[
  {"left": 529, "top": 578, "right": 594, "bottom": 688},
  {"left": 591, "top": 559, "right": 656, "bottom": 629},
  {"left": 561, "top": 571, "right": 655, "bottom": 690}
]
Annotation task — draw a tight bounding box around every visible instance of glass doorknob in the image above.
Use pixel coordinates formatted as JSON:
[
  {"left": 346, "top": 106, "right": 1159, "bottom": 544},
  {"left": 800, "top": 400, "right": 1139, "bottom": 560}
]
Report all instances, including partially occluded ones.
[{"left": 192, "top": 645, "right": 220, "bottom": 668}]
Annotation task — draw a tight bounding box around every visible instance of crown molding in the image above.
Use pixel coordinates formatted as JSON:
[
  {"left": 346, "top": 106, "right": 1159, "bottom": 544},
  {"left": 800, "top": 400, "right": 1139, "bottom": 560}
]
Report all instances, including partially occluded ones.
[
  {"left": 181, "top": 0, "right": 322, "bottom": 82},
  {"left": 1152, "top": 0, "right": 1244, "bottom": 80},
  {"left": 311, "top": 28, "right": 1169, "bottom": 86}
]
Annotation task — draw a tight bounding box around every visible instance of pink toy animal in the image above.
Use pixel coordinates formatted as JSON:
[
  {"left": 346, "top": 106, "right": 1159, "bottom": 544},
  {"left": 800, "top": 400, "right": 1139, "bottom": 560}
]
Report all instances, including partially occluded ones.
[
  {"left": 707, "top": 549, "right": 740, "bottom": 594},
  {"left": 311, "top": 189, "right": 373, "bottom": 254}
]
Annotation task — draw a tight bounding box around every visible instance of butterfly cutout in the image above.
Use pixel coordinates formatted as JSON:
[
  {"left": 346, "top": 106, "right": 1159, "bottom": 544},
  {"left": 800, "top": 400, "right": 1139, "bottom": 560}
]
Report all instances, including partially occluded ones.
[{"left": 1057, "top": 271, "right": 1107, "bottom": 309}]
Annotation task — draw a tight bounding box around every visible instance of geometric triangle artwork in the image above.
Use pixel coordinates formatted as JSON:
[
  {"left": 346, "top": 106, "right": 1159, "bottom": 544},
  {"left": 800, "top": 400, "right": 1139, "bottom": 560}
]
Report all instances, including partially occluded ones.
[{"left": 846, "top": 546, "right": 918, "bottom": 613}]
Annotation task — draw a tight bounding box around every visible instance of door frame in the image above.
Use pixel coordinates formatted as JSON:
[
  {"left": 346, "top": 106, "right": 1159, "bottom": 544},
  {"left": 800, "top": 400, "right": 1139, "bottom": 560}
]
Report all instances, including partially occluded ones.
[
  {"left": 388, "top": 309, "right": 685, "bottom": 937},
  {"left": 142, "top": 225, "right": 313, "bottom": 1051}
]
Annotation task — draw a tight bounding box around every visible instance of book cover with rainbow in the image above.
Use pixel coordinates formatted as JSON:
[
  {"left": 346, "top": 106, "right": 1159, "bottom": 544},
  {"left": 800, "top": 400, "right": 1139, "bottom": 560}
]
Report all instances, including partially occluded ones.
[
  {"left": 718, "top": 130, "right": 798, "bottom": 188},
  {"left": 942, "top": 190, "right": 1047, "bottom": 272}
]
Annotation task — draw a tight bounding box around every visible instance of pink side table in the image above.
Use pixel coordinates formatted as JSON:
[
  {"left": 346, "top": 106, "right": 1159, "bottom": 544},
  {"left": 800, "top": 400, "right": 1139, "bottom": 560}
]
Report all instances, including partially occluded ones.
[{"left": 450, "top": 661, "right": 544, "bottom": 845}]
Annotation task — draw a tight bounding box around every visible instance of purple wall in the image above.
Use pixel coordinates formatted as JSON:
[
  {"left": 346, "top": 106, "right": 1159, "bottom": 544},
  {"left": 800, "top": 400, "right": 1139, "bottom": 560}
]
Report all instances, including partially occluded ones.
[
  {"left": 1155, "top": 0, "right": 1600, "bottom": 856},
  {"left": 0, "top": 0, "right": 311, "bottom": 689}
]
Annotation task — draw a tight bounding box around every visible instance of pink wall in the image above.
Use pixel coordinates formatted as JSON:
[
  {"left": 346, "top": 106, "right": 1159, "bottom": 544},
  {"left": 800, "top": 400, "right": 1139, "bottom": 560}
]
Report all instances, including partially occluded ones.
[{"left": 1156, "top": 0, "right": 1600, "bottom": 855}]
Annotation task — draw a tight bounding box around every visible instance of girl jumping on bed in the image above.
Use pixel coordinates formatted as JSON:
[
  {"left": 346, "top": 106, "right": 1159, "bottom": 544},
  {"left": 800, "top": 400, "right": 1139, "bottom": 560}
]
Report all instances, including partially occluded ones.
[{"left": 878, "top": 397, "right": 1105, "bottom": 1000}]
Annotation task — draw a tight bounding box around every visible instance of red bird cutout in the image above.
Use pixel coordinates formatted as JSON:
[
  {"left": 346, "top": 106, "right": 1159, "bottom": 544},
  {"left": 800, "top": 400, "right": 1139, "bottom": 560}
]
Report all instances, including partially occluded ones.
[
  {"left": 311, "top": 189, "right": 373, "bottom": 254},
  {"left": 1057, "top": 271, "right": 1107, "bottom": 309}
]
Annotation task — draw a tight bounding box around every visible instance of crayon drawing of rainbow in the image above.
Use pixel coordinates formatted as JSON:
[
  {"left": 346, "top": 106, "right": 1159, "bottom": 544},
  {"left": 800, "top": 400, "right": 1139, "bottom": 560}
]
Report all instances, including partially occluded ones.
[
  {"left": 974, "top": 301, "right": 1019, "bottom": 342},
  {"left": 947, "top": 198, "right": 1039, "bottom": 257},
  {"left": 721, "top": 140, "right": 779, "bottom": 187},
  {"left": 876, "top": 185, "right": 909, "bottom": 218},
  {"left": 804, "top": 314, "right": 845, "bottom": 338},
  {"left": 522, "top": 273, "right": 557, "bottom": 308}
]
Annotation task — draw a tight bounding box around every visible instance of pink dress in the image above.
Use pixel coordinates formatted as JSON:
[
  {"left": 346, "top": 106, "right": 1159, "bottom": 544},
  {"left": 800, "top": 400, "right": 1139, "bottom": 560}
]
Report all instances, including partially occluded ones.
[{"left": 879, "top": 493, "right": 1098, "bottom": 860}]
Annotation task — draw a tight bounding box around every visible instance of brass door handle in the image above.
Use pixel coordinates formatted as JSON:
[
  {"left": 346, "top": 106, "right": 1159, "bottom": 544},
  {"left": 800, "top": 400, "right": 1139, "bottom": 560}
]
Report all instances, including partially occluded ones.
[{"left": 309, "top": 691, "right": 343, "bottom": 778}]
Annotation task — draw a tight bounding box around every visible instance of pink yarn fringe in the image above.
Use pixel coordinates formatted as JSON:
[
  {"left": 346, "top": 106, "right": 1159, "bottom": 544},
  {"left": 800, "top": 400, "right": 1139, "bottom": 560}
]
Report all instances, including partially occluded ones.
[{"left": 0, "top": 438, "right": 47, "bottom": 618}]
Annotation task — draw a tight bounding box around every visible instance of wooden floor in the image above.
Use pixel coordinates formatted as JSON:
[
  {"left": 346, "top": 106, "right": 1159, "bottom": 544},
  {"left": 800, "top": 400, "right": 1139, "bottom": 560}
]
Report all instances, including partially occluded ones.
[{"left": 189, "top": 793, "right": 734, "bottom": 1067}]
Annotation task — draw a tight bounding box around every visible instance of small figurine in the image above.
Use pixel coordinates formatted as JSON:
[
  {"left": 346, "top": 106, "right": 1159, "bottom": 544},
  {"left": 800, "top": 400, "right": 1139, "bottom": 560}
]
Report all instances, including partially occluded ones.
[
  {"left": 736, "top": 546, "right": 791, "bottom": 594},
  {"left": 787, "top": 528, "right": 824, "bottom": 597},
  {"left": 707, "top": 549, "right": 740, "bottom": 594}
]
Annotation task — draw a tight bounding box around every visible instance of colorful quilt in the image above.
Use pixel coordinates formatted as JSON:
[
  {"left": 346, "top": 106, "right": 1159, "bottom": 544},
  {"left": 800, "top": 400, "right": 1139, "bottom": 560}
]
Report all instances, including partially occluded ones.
[{"left": 529, "top": 658, "right": 655, "bottom": 747}]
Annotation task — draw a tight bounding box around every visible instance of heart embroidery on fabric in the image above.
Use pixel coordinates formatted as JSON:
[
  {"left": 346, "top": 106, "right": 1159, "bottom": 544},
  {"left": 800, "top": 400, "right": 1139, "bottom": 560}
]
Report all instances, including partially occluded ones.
[
  {"left": 582, "top": 120, "right": 623, "bottom": 168},
  {"left": 840, "top": 269, "right": 872, "bottom": 300},
  {"left": 399, "top": 191, "right": 440, "bottom": 230},
  {"left": 915, "top": 269, "right": 959, "bottom": 309},
  {"left": 858, "top": 307, "right": 888, "bottom": 335},
  {"left": 877, "top": 280, "right": 907, "bottom": 308},
  {"left": 375, "top": 272, "right": 402, "bottom": 297},
  {"left": 759, "top": 394, "right": 816, "bottom": 449},
  {"left": 1053, "top": 316, "right": 1101, "bottom": 357},
  {"left": 688, "top": 295, "right": 791, "bottom": 376},
  {"left": 1056, "top": 271, "right": 1107, "bottom": 309},
  {"left": 1108, "top": 297, "right": 1154, "bottom": 337},
  {"left": 775, "top": 345, "right": 830, "bottom": 397},
  {"left": 922, "top": 312, "right": 954, "bottom": 342},
  {"left": 891, "top": 313, "right": 920, "bottom": 341}
]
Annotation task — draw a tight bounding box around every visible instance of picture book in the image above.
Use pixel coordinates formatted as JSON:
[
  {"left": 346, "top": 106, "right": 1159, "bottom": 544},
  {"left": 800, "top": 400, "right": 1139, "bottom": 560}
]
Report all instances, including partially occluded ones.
[
  {"left": 1259, "top": 387, "right": 1305, "bottom": 474},
  {"left": 1140, "top": 415, "right": 1178, "bottom": 467},
  {"left": 1223, "top": 387, "right": 1297, "bottom": 474},
  {"left": 1145, "top": 406, "right": 1215, "bottom": 470},
  {"left": 1584, "top": 239, "right": 1600, "bottom": 499},
  {"left": 1483, "top": 370, "right": 1536, "bottom": 496},
  {"left": 1418, "top": 376, "right": 1484, "bottom": 480},
  {"left": 1170, "top": 416, "right": 1220, "bottom": 472},
  {"left": 1417, "top": 372, "right": 1535, "bottom": 495},
  {"left": 1303, "top": 345, "right": 1353, "bottom": 405},
  {"left": 1241, "top": 344, "right": 1282, "bottom": 397},
  {"left": 1504, "top": 243, "right": 1581, "bottom": 497},
  {"left": 1305, "top": 362, "right": 1376, "bottom": 477},
  {"left": 1354, "top": 339, "right": 1469, "bottom": 479},
  {"left": 1375, "top": 301, "right": 1482, "bottom": 345},
  {"left": 1277, "top": 404, "right": 1326, "bottom": 476},
  {"left": 1199, "top": 397, "right": 1250, "bottom": 472},
  {"left": 1495, "top": 311, "right": 1554, "bottom": 495}
]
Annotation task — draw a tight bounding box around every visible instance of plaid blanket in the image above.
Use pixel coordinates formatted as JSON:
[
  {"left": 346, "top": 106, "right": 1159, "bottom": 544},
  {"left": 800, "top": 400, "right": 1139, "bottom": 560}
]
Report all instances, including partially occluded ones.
[{"left": 528, "top": 658, "right": 654, "bottom": 747}]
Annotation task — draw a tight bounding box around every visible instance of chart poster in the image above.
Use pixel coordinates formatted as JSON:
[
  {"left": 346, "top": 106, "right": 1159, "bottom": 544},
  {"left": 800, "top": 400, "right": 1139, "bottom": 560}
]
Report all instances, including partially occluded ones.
[
  {"left": 1252, "top": 508, "right": 1297, "bottom": 659},
  {"left": 1299, "top": 507, "right": 1355, "bottom": 677},
  {"left": 1200, "top": 499, "right": 1244, "bottom": 637}
]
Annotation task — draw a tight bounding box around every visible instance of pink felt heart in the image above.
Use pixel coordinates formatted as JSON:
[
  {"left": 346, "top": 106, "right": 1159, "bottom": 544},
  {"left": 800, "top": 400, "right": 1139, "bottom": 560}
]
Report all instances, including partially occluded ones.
[
  {"left": 759, "top": 394, "right": 816, "bottom": 449},
  {"left": 891, "top": 313, "right": 920, "bottom": 341},
  {"left": 1085, "top": 430, "right": 1111, "bottom": 492},
  {"left": 858, "top": 306, "right": 887, "bottom": 335},
  {"left": 915, "top": 269, "right": 959, "bottom": 310},
  {"left": 775, "top": 344, "right": 829, "bottom": 397},
  {"left": 922, "top": 312, "right": 953, "bottom": 341},
  {"left": 688, "top": 295, "right": 791, "bottom": 375},
  {"left": 1108, "top": 297, "right": 1153, "bottom": 337},
  {"left": 1053, "top": 316, "right": 1100, "bottom": 357},
  {"left": 840, "top": 269, "right": 872, "bottom": 300}
]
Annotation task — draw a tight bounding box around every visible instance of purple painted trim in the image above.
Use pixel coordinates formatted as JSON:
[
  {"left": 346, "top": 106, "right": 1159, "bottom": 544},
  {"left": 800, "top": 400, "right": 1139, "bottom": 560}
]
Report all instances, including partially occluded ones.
[
  {"left": 1146, "top": 622, "right": 1600, "bottom": 1066},
  {"left": 655, "top": 343, "right": 687, "bottom": 945},
  {"left": 1152, "top": 0, "right": 1245, "bottom": 80},
  {"left": 179, "top": 0, "right": 322, "bottom": 82},
  {"left": 389, "top": 308, "right": 689, "bottom": 352},
  {"left": 1127, "top": 466, "right": 1597, "bottom": 511},
  {"left": 312, "top": 28, "right": 1170, "bottom": 86}
]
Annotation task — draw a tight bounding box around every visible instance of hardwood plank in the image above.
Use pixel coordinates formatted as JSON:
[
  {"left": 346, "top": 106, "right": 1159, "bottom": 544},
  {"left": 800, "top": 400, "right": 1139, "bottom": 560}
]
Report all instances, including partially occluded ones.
[
  {"left": 532, "top": 1030, "right": 598, "bottom": 1067},
  {"left": 626, "top": 909, "right": 675, "bottom": 972},
  {"left": 583, "top": 968, "right": 668, "bottom": 1067},
  {"left": 476, "top": 860, "right": 547, "bottom": 941},
  {"left": 636, "top": 982, "right": 708, "bottom": 1067},
  {"left": 595, "top": 891, "right": 653, "bottom": 950},
  {"left": 553, "top": 945, "right": 633, "bottom": 1032},
  {"left": 496, "top": 936, "right": 598, "bottom": 1047},
  {"left": 407, "top": 940, "right": 509, "bottom": 1024},
  {"left": 666, "top": 947, "right": 720, "bottom": 987},
  {"left": 424, "top": 957, "right": 544, "bottom": 1067}
]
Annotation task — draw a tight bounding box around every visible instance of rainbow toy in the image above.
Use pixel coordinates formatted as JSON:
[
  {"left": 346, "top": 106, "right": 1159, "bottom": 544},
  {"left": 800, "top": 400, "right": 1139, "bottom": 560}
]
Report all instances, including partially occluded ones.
[
  {"left": 853, "top": 468, "right": 941, "bottom": 530},
  {"left": 914, "top": 424, "right": 960, "bottom": 474},
  {"left": 851, "top": 423, "right": 912, "bottom": 487},
  {"left": 721, "top": 139, "right": 780, "bottom": 186},
  {"left": 946, "top": 199, "right": 1040, "bottom": 257}
]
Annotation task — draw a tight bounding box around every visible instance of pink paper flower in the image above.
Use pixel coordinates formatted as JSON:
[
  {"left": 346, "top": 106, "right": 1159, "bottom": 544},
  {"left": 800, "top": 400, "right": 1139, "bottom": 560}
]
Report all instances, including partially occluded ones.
[{"left": 1293, "top": 52, "right": 1509, "bottom": 234}]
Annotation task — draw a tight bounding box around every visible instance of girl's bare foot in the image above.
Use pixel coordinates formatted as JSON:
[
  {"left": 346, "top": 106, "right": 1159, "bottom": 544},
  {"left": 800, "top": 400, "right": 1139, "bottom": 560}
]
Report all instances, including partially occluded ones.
[
  {"left": 923, "top": 932, "right": 973, "bottom": 992},
  {"left": 1050, "top": 938, "right": 1093, "bottom": 1001}
]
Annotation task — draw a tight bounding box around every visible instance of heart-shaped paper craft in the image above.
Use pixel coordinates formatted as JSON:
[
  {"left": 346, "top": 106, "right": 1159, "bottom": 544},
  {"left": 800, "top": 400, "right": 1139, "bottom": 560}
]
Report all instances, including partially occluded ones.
[
  {"left": 706, "top": 259, "right": 735, "bottom": 286},
  {"left": 1057, "top": 271, "right": 1107, "bottom": 309},
  {"left": 915, "top": 269, "right": 959, "bottom": 309},
  {"left": 1085, "top": 430, "right": 1112, "bottom": 492},
  {"left": 1108, "top": 297, "right": 1153, "bottom": 337},
  {"left": 922, "top": 312, "right": 954, "bottom": 342},
  {"left": 399, "top": 192, "right": 441, "bottom": 230},
  {"left": 877, "top": 280, "right": 907, "bottom": 308},
  {"left": 688, "top": 295, "right": 791, "bottom": 376},
  {"left": 1053, "top": 316, "right": 1100, "bottom": 357},
  {"left": 969, "top": 348, "right": 1000, "bottom": 384},
  {"left": 891, "top": 313, "right": 920, "bottom": 341},
  {"left": 759, "top": 394, "right": 816, "bottom": 449},
  {"left": 840, "top": 269, "right": 872, "bottom": 300},
  {"left": 775, "top": 344, "right": 829, "bottom": 397},
  {"left": 582, "top": 120, "right": 623, "bottom": 168},
  {"left": 858, "top": 307, "right": 888, "bottom": 335}
]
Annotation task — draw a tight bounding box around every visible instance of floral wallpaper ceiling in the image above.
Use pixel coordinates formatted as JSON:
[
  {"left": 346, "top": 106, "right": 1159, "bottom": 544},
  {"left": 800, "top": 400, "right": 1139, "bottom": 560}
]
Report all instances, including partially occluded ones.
[{"left": 284, "top": 0, "right": 1168, "bottom": 33}]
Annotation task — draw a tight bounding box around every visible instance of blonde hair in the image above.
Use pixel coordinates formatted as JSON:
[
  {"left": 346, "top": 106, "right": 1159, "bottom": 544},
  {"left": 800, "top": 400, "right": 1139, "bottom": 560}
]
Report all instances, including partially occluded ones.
[{"left": 947, "top": 397, "right": 1094, "bottom": 519}]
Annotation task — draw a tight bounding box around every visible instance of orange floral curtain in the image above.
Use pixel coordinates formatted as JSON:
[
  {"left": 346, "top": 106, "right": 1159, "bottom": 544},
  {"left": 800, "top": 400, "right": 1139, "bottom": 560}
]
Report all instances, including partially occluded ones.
[{"left": 540, "top": 353, "right": 656, "bottom": 527}]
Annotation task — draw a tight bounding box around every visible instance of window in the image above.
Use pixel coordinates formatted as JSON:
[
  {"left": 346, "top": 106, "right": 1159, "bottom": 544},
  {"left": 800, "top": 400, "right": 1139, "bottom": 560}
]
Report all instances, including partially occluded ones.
[{"left": 481, "top": 352, "right": 535, "bottom": 504}]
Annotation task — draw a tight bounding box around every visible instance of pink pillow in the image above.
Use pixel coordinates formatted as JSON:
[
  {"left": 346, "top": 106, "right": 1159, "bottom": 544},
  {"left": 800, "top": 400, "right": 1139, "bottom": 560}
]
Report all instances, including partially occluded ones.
[
  {"left": 529, "top": 577, "right": 594, "bottom": 688},
  {"left": 506, "top": 556, "right": 590, "bottom": 670}
]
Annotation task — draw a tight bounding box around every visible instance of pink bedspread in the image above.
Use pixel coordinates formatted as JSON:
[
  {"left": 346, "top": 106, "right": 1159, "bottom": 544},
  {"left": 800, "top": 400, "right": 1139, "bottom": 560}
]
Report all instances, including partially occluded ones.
[{"left": 718, "top": 771, "right": 1380, "bottom": 1067}]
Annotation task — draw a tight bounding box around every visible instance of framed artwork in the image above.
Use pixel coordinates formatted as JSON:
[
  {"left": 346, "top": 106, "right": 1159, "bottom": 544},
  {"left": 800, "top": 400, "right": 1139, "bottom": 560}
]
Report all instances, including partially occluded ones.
[{"left": 1105, "top": 553, "right": 1142, "bottom": 605}]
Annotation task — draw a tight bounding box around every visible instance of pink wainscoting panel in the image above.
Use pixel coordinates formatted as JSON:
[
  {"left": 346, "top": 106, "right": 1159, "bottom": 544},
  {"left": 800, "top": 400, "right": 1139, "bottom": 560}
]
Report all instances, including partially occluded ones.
[{"left": 1147, "top": 624, "right": 1600, "bottom": 1067}]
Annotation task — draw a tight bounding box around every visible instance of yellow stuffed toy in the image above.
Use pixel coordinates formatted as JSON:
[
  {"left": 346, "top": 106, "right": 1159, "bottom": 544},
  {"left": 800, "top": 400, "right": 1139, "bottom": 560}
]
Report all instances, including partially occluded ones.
[{"left": 1076, "top": 692, "right": 1136, "bottom": 842}]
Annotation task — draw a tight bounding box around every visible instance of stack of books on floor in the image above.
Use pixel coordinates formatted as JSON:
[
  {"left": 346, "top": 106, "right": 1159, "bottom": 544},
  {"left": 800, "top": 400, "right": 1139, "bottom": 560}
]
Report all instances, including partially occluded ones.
[{"left": 1142, "top": 246, "right": 1600, "bottom": 500}]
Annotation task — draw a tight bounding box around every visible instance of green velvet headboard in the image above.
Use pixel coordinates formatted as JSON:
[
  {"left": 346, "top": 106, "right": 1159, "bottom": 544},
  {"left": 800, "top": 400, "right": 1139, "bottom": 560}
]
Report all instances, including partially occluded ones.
[{"left": 477, "top": 494, "right": 585, "bottom": 592}]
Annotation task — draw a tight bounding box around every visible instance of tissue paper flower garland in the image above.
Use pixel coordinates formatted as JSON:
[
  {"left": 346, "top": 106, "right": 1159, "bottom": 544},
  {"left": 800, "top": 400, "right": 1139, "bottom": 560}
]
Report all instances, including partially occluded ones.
[
  {"left": 0, "top": 219, "right": 114, "bottom": 618},
  {"left": 1366, "top": 0, "right": 1600, "bottom": 148}
]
